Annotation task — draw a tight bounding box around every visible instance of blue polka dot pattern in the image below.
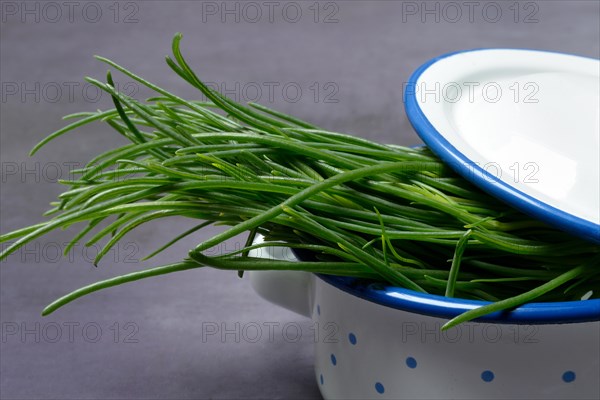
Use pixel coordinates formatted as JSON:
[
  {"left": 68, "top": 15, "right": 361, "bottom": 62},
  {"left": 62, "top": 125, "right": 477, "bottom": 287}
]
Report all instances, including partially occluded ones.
[
  {"left": 406, "top": 357, "right": 417, "bottom": 369},
  {"left": 348, "top": 333, "right": 357, "bottom": 345},
  {"left": 320, "top": 374, "right": 324, "bottom": 385},
  {"left": 562, "top": 371, "right": 576, "bottom": 383},
  {"left": 375, "top": 382, "right": 385, "bottom": 394},
  {"left": 330, "top": 354, "right": 337, "bottom": 366},
  {"left": 481, "top": 370, "right": 495, "bottom": 382}
]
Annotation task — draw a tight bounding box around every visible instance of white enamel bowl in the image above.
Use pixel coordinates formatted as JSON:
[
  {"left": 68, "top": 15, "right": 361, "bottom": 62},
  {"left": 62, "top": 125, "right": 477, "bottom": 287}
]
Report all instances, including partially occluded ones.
[
  {"left": 249, "top": 245, "right": 600, "bottom": 400},
  {"left": 404, "top": 49, "right": 599, "bottom": 243}
]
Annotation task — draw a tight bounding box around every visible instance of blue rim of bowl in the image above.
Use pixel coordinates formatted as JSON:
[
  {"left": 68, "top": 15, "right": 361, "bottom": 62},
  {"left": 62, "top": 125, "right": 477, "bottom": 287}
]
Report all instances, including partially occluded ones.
[
  {"left": 403, "top": 48, "right": 600, "bottom": 244},
  {"left": 317, "top": 274, "right": 600, "bottom": 324}
]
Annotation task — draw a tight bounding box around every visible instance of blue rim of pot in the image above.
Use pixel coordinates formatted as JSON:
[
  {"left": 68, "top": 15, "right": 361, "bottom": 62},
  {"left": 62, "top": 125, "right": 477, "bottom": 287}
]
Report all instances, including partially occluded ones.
[
  {"left": 403, "top": 48, "right": 600, "bottom": 244},
  {"left": 316, "top": 274, "right": 600, "bottom": 324}
]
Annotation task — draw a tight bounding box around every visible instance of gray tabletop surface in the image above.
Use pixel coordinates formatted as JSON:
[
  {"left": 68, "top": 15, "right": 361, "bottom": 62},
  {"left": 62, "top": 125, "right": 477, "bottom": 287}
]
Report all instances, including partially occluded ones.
[{"left": 1, "top": 1, "right": 599, "bottom": 399}]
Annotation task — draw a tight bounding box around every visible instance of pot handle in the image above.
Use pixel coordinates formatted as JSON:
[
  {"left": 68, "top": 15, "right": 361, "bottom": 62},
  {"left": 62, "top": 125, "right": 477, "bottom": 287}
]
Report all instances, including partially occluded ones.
[{"left": 248, "top": 240, "right": 313, "bottom": 318}]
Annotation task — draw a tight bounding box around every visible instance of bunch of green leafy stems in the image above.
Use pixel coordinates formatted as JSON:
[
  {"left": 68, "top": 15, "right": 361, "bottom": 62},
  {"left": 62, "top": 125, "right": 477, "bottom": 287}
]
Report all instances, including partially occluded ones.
[{"left": 1, "top": 34, "right": 598, "bottom": 330}]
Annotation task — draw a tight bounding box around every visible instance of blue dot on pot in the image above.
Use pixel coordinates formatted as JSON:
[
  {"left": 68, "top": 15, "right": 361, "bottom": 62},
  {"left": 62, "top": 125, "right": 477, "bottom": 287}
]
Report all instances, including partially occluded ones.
[
  {"left": 481, "top": 370, "right": 494, "bottom": 382},
  {"left": 406, "top": 356, "right": 417, "bottom": 368},
  {"left": 317, "top": 305, "right": 321, "bottom": 316},
  {"left": 320, "top": 374, "right": 324, "bottom": 385},
  {"left": 330, "top": 354, "right": 337, "bottom": 366},
  {"left": 375, "top": 382, "right": 385, "bottom": 394},
  {"left": 348, "top": 333, "right": 357, "bottom": 345},
  {"left": 562, "top": 371, "right": 576, "bottom": 383}
]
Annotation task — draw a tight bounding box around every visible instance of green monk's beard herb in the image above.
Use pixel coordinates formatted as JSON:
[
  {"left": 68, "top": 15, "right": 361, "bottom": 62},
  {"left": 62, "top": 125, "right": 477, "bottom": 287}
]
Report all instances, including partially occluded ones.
[{"left": 1, "top": 34, "right": 598, "bottom": 330}]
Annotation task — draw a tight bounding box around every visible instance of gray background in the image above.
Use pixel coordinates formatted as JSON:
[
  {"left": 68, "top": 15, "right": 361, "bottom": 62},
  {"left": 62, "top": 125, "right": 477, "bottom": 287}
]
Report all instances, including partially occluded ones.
[{"left": 1, "top": 1, "right": 598, "bottom": 399}]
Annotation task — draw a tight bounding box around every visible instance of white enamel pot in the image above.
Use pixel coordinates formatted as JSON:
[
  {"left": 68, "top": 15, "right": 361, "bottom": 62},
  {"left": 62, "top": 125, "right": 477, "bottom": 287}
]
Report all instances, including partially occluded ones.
[
  {"left": 249, "top": 49, "right": 600, "bottom": 399},
  {"left": 249, "top": 244, "right": 600, "bottom": 400}
]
